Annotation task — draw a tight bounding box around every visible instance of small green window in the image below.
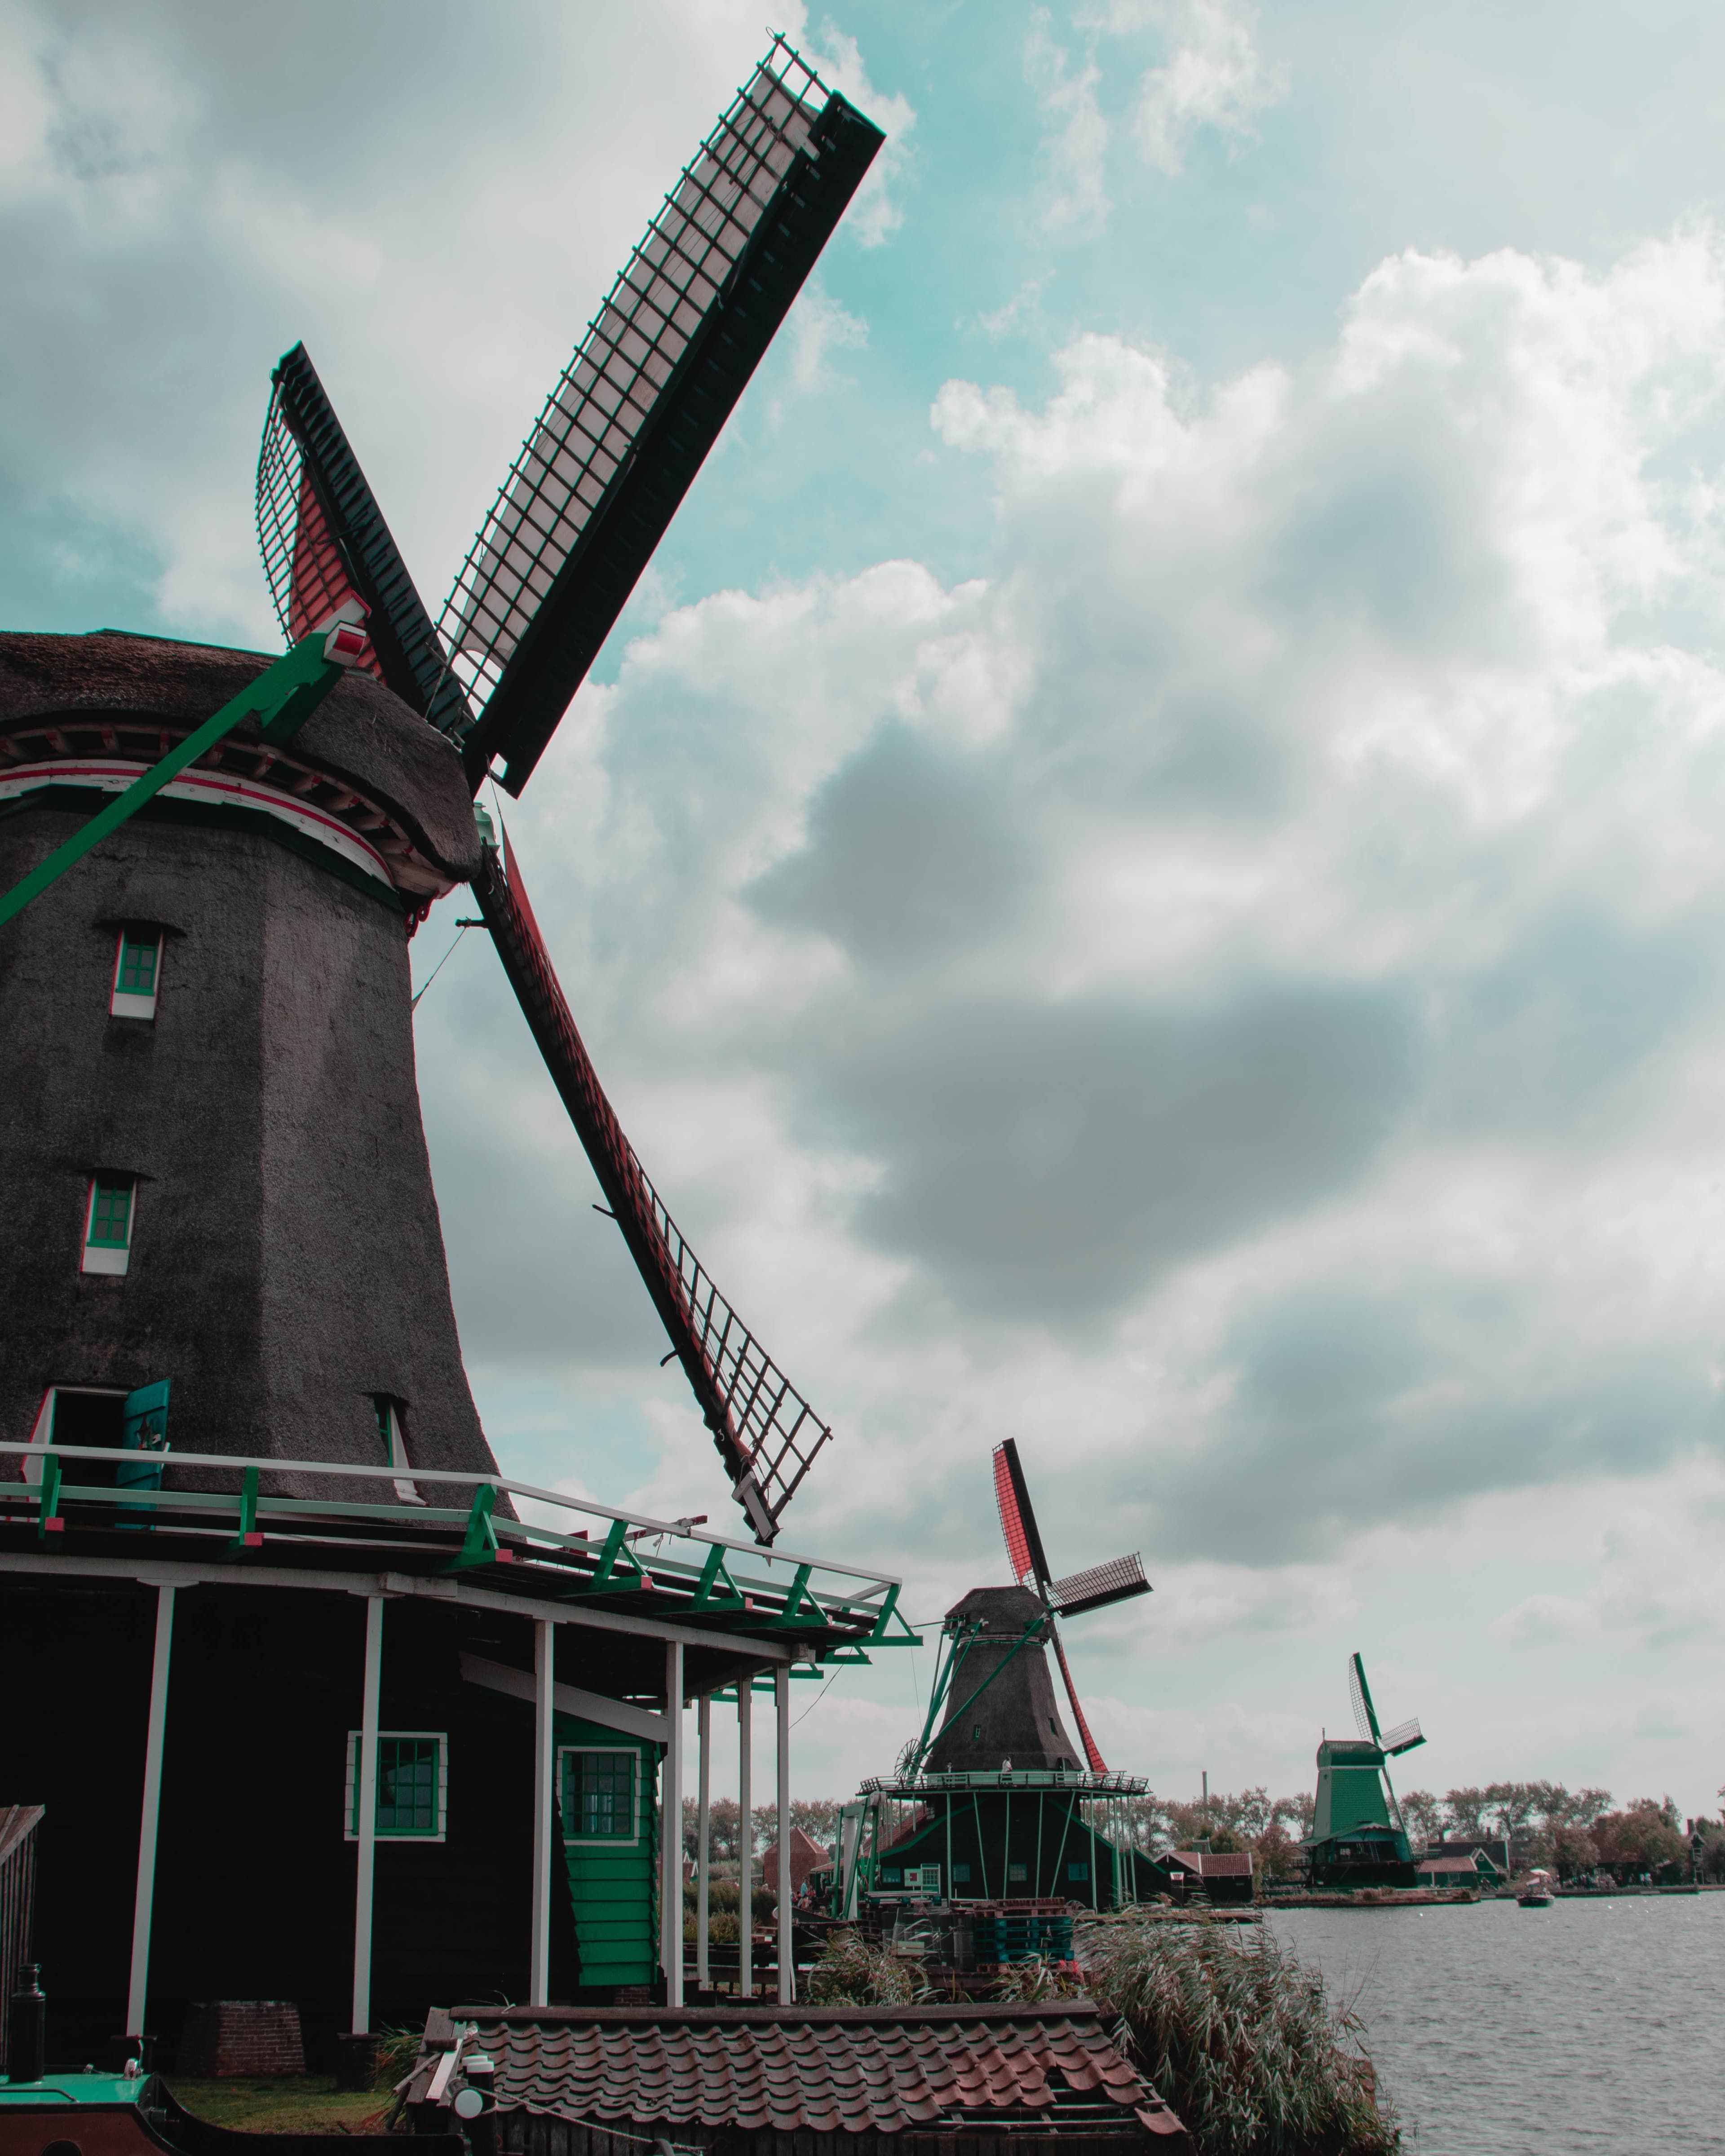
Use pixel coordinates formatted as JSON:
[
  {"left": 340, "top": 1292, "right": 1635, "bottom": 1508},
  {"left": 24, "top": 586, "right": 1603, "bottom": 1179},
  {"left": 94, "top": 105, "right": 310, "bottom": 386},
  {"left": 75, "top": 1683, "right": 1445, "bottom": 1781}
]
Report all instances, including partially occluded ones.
[
  {"left": 951, "top": 1863, "right": 971, "bottom": 1883},
  {"left": 562, "top": 1750, "right": 637, "bottom": 1841},
  {"left": 1008, "top": 1862, "right": 1027, "bottom": 1881},
  {"left": 87, "top": 1179, "right": 133, "bottom": 1249},
  {"left": 1068, "top": 1860, "right": 1089, "bottom": 1882},
  {"left": 347, "top": 1732, "right": 445, "bottom": 1839},
  {"left": 117, "top": 932, "right": 159, "bottom": 996}
]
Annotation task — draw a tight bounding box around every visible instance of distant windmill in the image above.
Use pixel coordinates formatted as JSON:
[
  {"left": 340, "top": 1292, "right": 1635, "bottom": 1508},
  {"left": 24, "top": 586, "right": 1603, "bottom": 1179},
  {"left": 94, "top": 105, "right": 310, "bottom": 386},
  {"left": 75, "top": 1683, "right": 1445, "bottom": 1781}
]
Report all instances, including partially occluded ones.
[
  {"left": 252, "top": 40, "right": 883, "bottom": 1542},
  {"left": 1305, "top": 1652, "right": 1425, "bottom": 1890},
  {"left": 991, "top": 1438, "right": 1150, "bottom": 1773}
]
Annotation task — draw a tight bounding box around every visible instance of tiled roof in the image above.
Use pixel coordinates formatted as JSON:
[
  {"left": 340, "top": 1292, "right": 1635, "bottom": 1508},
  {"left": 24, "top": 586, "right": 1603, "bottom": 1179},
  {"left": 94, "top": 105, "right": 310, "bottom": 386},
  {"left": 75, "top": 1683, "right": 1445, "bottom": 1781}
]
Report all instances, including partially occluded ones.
[
  {"left": 419, "top": 2005, "right": 1189, "bottom": 2143},
  {"left": 1163, "top": 1851, "right": 1253, "bottom": 1878}
]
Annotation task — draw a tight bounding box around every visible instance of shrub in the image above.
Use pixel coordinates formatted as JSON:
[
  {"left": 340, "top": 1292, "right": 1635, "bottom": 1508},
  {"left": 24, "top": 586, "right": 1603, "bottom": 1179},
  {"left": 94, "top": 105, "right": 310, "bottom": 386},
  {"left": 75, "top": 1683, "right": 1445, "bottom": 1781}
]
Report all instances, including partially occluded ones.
[
  {"left": 804, "top": 1927, "right": 930, "bottom": 2006},
  {"left": 1079, "top": 1914, "right": 1400, "bottom": 2156}
]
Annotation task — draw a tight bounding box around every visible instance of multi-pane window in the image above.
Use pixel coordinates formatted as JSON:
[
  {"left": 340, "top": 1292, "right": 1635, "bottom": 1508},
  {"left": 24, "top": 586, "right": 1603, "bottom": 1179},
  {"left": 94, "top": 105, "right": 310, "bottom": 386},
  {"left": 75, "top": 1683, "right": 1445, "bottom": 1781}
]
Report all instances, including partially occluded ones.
[
  {"left": 561, "top": 1749, "right": 638, "bottom": 1842},
  {"left": 111, "top": 929, "right": 162, "bottom": 1018},
  {"left": 1067, "top": 1861, "right": 1090, "bottom": 1882},
  {"left": 81, "top": 1177, "right": 134, "bottom": 1276},
  {"left": 345, "top": 1731, "right": 447, "bottom": 1840}
]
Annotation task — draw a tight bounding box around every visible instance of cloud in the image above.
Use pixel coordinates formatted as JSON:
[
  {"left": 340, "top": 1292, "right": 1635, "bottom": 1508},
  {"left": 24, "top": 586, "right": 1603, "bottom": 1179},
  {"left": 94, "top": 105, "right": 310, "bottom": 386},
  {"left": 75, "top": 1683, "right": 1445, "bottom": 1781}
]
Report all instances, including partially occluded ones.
[
  {"left": 1108, "top": 0, "right": 1287, "bottom": 175},
  {"left": 804, "top": 28, "right": 916, "bottom": 248},
  {"left": 1026, "top": 12, "right": 1111, "bottom": 238},
  {"left": 787, "top": 281, "right": 869, "bottom": 396},
  {"left": 460, "top": 228, "right": 1725, "bottom": 1590}
]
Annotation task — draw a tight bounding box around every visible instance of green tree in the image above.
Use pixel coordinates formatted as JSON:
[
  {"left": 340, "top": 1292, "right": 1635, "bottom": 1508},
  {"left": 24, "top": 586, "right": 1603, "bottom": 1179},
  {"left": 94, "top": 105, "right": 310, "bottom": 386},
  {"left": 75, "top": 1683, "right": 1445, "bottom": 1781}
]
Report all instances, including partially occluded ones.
[
  {"left": 1442, "top": 1787, "right": 1489, "bottom": 1837},
  {"left": 1592, "top": 1800, "right": 1686, "bottom": 1882},
  {"left": 1398, "top": 1791, "right": 1444, "bottom": 1850}
]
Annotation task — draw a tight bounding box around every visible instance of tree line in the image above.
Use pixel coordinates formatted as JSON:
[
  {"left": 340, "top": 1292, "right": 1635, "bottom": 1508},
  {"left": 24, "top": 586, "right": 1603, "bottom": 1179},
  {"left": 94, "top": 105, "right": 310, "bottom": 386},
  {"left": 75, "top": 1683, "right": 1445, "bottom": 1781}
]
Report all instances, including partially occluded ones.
[{"left": 684, "top": 1783, "right": 1725, "bottom": 1884}]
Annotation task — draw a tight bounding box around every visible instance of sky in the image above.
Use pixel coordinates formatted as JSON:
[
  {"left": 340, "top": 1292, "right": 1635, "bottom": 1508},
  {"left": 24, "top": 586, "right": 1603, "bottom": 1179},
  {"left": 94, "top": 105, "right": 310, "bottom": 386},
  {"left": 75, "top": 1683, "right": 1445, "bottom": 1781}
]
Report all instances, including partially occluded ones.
[{"left": 8, "top": 0, "right": 1725, "bottom": 1822}]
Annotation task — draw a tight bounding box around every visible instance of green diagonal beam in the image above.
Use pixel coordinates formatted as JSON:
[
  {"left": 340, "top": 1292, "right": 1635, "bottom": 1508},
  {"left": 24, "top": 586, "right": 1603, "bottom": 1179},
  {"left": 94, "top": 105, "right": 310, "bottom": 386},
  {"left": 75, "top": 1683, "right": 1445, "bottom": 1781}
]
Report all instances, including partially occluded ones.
[{"left": 0, "top": 630, "right": 349, "bottom": 932}]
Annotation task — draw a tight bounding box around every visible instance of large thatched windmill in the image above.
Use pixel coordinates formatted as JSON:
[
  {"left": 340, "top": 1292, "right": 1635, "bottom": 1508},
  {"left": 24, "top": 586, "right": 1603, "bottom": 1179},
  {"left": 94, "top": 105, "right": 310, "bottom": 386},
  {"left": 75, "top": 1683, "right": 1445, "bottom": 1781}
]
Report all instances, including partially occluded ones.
[{"left": 1, "top": 42, "right": 896, "bottom": 2065}]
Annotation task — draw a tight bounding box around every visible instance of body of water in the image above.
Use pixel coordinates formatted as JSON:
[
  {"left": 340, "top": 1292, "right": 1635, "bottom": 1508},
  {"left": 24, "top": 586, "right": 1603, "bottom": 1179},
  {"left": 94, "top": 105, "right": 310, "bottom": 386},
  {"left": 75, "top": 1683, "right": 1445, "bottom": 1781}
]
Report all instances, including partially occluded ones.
[{"left": 1267, "top": 1893, "right": 1725, "bottom": 2154}]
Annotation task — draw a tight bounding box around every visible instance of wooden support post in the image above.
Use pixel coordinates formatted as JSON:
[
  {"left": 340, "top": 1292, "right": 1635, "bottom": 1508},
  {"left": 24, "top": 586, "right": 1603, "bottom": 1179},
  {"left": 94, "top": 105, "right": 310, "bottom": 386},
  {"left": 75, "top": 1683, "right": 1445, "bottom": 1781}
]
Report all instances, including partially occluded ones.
[
  {"left": 350, "top": 1595, "right": 384, "bottom": 2037},
  {"left": 530, "top": 1617, "right": 554, "bottom": 2005},
  {"left": 695, "top": 1694, "right": 711, "bottom": 1993},
  {"left": 776, "top": 1665, "right": 792, "bottom": 2005},
  {"left": 738, "top": 1681, "right": 752, "bottom": 1998},
  {"left": 662, "top": 1641, "right": 684, "bottom": 2006},
  {"left": 124, "top": 1584, "right": 175, "bottom": 2042}
]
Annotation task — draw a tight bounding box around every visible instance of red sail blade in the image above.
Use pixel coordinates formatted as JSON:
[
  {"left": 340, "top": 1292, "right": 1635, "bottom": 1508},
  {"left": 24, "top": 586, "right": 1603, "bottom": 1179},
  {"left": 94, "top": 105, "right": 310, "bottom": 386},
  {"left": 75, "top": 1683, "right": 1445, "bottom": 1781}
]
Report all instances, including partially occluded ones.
[
  {"left": 257, "top": 381, "right": 385, "bottom": 683},
  {"left": 474, "top": 828, "right": 832, "bottom": 1541},
  {"left": 993, "top": 1445, "right": 1036, "bottom": 1586},
  {"left": 992, "top": 1437, "right": 1052, "bottom": 1587},
  {"left": 1047, "top": 1617, "right": 1108, "bottom": 1774}
]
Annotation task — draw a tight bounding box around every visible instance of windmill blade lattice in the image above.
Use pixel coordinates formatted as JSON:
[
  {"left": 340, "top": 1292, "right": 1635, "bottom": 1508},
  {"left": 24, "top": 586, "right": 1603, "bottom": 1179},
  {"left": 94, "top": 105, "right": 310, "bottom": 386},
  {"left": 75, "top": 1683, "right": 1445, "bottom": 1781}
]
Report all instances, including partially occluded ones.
[
  {"left": 474, "top": 830, "right": 833, "bottom": 1542},
  {"left": 439, "top": 37, "right": 883, "bottom": 796},
  {"left": 1048, "top": 1552, "right": 1150, "bottom": 1619},
  {"left": 1349, "top": 1652, "right": 1378, "bottom": 1743},
  {"left": 257, "top": 346, "right": 472, "bottom": 733}
]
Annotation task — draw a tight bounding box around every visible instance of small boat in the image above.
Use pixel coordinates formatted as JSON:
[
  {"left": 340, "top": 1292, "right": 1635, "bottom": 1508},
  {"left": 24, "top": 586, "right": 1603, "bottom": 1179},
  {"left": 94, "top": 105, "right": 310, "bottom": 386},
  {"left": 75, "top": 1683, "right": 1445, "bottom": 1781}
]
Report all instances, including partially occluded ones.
[{"left": 1518, "top": 1868, "right": 1555, "bottom": 1908}]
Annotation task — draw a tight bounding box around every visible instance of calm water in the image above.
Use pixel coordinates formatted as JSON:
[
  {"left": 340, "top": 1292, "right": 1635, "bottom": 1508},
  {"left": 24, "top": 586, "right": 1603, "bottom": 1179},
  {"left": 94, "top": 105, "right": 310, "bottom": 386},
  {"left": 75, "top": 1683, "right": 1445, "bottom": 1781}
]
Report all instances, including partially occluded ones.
[{"left": 1267, "top": 1894, "right": 1725, "bottom": 2154}]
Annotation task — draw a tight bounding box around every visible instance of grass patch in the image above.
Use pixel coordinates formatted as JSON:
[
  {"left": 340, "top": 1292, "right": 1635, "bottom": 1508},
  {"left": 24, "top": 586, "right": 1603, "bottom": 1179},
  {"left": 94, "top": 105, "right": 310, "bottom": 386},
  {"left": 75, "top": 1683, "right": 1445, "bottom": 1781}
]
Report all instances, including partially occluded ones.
[
  {"left": 1080, "top": 1913, "right": 1401, "bottom": 2156},
  {"left": 163, "top": 2076, "right": 393, "bottom": 2133}
]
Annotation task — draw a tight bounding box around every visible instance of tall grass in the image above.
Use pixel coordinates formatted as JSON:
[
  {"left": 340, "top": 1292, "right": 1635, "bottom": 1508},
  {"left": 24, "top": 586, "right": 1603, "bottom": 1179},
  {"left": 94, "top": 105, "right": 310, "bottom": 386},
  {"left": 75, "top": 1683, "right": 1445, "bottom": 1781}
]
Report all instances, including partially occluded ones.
[
  {"left": 1079, "top": 1915, "right": 1400, "bottom": 2156},
  {"left": 805, "top": 1927, "right": 932, "bottom": 2006}
]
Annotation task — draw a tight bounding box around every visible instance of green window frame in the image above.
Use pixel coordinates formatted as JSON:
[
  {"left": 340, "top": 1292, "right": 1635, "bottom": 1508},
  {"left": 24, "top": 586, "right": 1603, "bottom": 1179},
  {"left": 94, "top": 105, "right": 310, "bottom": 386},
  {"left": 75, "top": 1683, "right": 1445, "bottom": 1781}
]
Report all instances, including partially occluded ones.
[
  {"left": 560, "top": 1748, "right": 639, "bottom": 1843},
  {"left": 116, "top": 931, "right": 160, "bottom": 997},
  {"left": 345, "top": 1731, "right": 447, "bottom": 1840},
  {"left": 1067, "top": 1860, "right": 1089, "bottom": 1882},
  {"left": 87, "top": 1178, "right": 133, "bottom": 1249},
  {"left": 951, "top": 1862, "right": 971, "bottom": 1883}
]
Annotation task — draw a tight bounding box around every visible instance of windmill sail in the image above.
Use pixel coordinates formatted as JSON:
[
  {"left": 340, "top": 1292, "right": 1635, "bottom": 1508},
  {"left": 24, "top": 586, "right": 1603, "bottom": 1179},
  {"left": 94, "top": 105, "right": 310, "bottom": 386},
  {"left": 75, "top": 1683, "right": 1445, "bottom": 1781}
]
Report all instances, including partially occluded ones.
[
  {"left": 1349, "top": 1651, "right": 1380, "bottom": 1745},
  {"left": 440, "top": 38, "right": 884, "bottom": 796},
  {"left": 1048, "top": 1553, "right": 1151, "bottom": 1619},
  {"left": 257, "top": 345, "right": 472, "bottom": 733},
  {"left": 991, "top": 1438, "right": 1146, "bottom": 1775},
  {"left": 474, "top": 828, "right": 833, "bottom": 1542},
  {"left": 993, "top": 1436, "right": 1051, "bottom": 1589}
]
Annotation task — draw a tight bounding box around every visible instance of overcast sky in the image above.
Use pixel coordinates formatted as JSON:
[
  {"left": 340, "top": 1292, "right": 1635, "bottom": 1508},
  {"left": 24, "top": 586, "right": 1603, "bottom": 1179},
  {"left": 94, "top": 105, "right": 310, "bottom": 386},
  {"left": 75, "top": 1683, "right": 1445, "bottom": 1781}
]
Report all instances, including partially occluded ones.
[{"left": 9, "top": 0, "right": 1725, "bottom": 1819}]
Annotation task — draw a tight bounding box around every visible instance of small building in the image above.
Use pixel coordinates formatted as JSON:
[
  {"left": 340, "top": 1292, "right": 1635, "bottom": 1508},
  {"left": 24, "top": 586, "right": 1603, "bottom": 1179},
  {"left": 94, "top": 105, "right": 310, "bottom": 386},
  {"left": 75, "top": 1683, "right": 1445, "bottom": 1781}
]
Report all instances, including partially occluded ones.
[
  {"left": 1154, "top": 1851, "right": 1255, "bottom": 1905},
  {"left": 1415, "top": 1844, "right": 1504, "bottom": 1889},
  {"left": 761, "top": 1827, "right": 833, "bottom": 1897},
  {"left": 407, "top": 2001, "right": 1195, "bottom": 2152}
]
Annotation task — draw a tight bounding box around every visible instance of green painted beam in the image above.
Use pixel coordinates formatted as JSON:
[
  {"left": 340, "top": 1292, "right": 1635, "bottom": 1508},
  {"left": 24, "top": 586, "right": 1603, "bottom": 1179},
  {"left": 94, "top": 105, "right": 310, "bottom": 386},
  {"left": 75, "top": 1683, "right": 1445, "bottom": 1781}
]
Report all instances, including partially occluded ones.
[{"left": 0, "top": 627, "right": 355, "bottom": 932}]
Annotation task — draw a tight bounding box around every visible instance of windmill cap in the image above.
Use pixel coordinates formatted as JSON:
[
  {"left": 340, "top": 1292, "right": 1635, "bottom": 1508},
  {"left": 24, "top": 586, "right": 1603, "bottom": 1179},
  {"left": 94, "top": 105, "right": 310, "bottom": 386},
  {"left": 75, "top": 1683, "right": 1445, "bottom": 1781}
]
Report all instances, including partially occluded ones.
[{"left": 0, "top": 632, "right": 482, "bottom": 887}]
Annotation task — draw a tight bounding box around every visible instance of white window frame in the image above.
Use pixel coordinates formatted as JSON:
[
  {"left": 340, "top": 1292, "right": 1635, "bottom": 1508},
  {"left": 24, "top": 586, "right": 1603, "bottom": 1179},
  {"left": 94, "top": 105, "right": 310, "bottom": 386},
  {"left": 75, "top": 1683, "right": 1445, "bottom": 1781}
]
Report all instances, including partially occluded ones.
[
  {"left": 81, "top": 1177, "right": 133, "bottom": 1276},
  {"left": 905, "top": 1863, "right": 941, "bottom": 1891},
  {"left": 111, "top": 928, "right": 162, "bottom": 1020},
  {"left": 558, "top": 1744, "right": 642, "bottom": 1847},
  {"left": 344, "top": 1729, "right": 448, "bottom": 1842}
]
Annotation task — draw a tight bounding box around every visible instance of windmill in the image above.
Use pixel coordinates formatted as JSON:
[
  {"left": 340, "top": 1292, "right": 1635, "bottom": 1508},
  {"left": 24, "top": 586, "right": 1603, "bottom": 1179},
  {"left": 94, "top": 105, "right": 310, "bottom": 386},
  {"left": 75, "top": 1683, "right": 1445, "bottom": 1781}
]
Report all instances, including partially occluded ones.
[
  {"left": 990, "top": 1437, "right": 1150, "bottom": 1772},
  {"left": 1305, "top": 1652, "right": 1425, "bottom": 1890},
  {"left": 252, "top": 39, "right": 883, "bottom": 1543}
]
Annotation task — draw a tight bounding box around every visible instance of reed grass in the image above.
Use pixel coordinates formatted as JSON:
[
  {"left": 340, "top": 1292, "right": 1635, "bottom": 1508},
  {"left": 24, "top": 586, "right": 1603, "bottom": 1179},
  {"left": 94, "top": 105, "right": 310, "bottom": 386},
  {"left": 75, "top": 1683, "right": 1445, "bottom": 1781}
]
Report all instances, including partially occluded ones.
[
  {"left": 805, "top": 1926, "right": 932, "bottom": 2005},
  {"left": 1079, "top": 1914, "right": 1400, "bottom": 2156}
]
